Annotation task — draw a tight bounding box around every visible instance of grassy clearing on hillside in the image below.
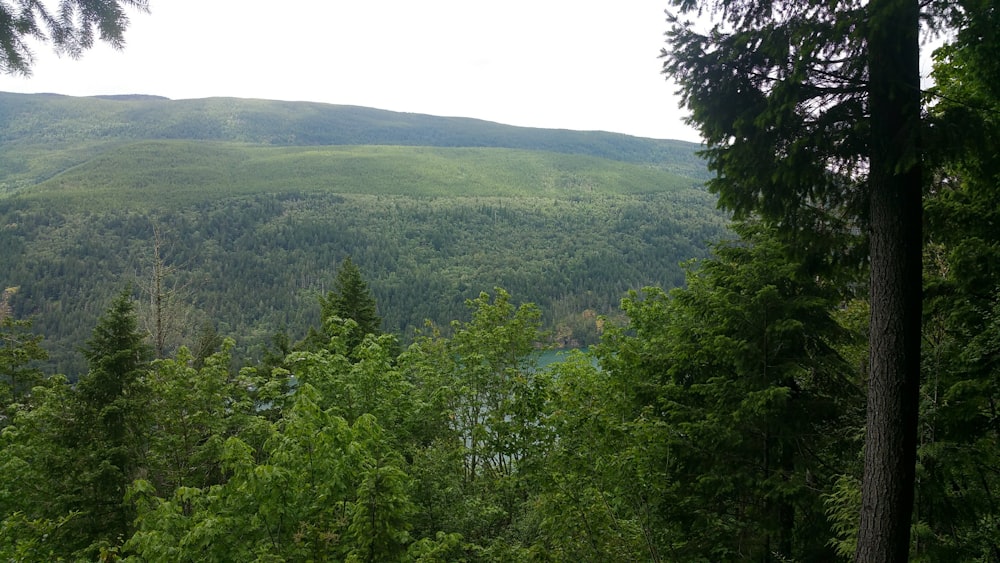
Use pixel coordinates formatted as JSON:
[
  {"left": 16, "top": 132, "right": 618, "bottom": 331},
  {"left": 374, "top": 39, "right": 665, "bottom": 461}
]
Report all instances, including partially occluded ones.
[
  {"left": 0, "top": 92, "right": 710, "bottom": 197},
  {"left": 21, "top": 141, "right": 703, "bottom": 209}
]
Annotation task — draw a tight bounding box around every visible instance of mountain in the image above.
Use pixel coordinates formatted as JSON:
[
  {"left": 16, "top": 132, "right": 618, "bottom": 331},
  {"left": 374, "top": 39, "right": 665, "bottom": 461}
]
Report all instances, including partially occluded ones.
[
  {"left": 0, "top": 91, "right": 708, "bottom": 195},
  {"left": 0, "top": 92, "right": 726, "bottom": 375}
]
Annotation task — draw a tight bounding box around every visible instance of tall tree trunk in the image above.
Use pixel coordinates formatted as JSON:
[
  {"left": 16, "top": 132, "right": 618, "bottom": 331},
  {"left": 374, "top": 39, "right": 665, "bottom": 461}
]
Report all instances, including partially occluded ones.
[
  {"left": 856, "top": 0, "right": 923, "bottom": 560},
  {"left": 152, "top": 229, "right": 166, "bottom": 358}
]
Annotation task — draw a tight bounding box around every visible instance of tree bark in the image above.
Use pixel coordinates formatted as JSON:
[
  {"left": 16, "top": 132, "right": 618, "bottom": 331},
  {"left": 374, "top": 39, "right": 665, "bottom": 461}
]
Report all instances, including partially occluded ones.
[{"left": 855, "top": 0, "right": 923, "bottom": 560}]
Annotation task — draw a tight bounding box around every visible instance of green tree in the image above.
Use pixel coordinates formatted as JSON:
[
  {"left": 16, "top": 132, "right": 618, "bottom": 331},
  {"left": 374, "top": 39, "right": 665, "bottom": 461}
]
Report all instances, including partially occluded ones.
[
  {"left": 78, "top": 288, "right": 151, "bottom": 434},
  {"left": 289, "top": 320, "right": 411, "bottom": 435},
  {"left": 402, "top": 288, "right": 550, "bottom": 553},
  {"left": 72, "top": 287, "right": 152, "bottom": 555},
  {"left": 530, "top": 352, "right": 652, "bottom": 561},
  {"left": 141, "top": 340, "right": 250, "bottom": 495},
  {"left": 595, "top": 225, "right": 858, "bottom": 560},
  {"left": 127, "top": 384, "right": 416, "bottom": 561},
  {"left": 346, "top": 414, "right": 415, "bottom": 563},
  {"left": 0, "top": 316, "right": 47, "bottom": 423},
  {"left": 254, "top": 329, "right": 296, "bottom": 420},
  {"left": 329, "top": 257, "right": 382, "bottom": 337},
  {"left": 0, "top": 375, "right": 82, "bottom": 560},
  {"left": 0, "top": 0, "right": 149, "bottom": 75},
  {"left": 662, "top": 1, "right": 925, "bottom": 559},
  {"left": 911, "top": 5, "right": 1000, "bottom": 557},
  {"left": 0, "top": 287, "right": 47, "bottom": 417},
  {"left": 431, "top": 289, "right": 547, "bottom": 488},
  {"left": 1, "top": 291, "right": 151, "bottom": 559},
  {"left": 302, "top": 256, "right": 383, "bottom": 355}
]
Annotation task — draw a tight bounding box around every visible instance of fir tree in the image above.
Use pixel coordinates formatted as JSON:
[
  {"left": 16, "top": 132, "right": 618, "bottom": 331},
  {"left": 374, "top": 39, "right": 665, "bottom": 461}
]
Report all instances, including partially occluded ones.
[
  {"left": 303, "top": 256, "right": 383, "bottom": 354},
  {"left": 72, "top": 288, "right": 151, "bottom": 555},
  {"left": 662, "top": 1, "right": 925, "bottom": 558}
]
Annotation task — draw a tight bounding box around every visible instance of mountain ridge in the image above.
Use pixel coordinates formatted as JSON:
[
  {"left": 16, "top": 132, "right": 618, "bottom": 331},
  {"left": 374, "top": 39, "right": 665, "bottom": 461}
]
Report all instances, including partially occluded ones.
[{"left": 0, "top": 91, "right": 708, "bottom": 194}]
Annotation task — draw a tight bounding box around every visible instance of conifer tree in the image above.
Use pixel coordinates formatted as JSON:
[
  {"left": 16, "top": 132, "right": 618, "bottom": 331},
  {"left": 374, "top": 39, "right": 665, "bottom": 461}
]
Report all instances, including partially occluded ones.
[
  {"left": 0, "top": 0, "right": 149, "bottom": 75},
  {"left": 79, "top": 288, "right": 151, "bottom": 416},
  {"left": 0, "top": 316, "right": 47, "bottom": 420},
  {"left": 303, "top": 256, "right": 383, "bottom": 354},
  {"left": 914, "top": 4, "right": 1000, "bottom": 556},
  {"left": 597, "top": 224, "right": 858, "bottom": 560},
  {"left": 326, "top": 256, "right": 382, "bottom": 339},
  {"left": 1, "top": 289, "right": 153, "bottom": 559},
  {"left": 73, "top": 288, "right": 151, "bottom": 554},
  {"left": 662, "top": 1, "right": 924, "bottom": 558}
]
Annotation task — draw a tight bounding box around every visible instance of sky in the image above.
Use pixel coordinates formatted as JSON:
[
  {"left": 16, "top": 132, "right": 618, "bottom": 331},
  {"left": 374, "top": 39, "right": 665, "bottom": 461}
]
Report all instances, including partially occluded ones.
[{"left": 0, "top": 1, "right": 703, "bottom": 143}]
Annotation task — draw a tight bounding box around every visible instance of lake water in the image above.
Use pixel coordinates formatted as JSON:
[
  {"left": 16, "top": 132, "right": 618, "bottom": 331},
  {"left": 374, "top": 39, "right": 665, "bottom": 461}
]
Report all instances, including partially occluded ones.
[{"left": 534, "top": 347, "right": 593, "bottom": 370}]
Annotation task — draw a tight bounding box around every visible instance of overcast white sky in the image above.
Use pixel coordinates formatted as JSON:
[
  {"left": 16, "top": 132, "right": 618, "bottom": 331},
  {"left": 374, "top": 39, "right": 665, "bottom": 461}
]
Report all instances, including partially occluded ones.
[{"left": 0, "top": 1, "right": 703, "bottom": 142}]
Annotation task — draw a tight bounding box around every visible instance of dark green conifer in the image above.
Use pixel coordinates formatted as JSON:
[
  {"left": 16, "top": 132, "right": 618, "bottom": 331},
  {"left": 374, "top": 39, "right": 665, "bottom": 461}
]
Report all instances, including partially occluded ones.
[
  {"left": 0, "top": 316, "right": 48, "bottom": 421},
  {"left": 72, "top": 288, "right": 151, "bottom": 555},
  {"left": 662, "top": 1, "right": 924, "bottom": 557},
  {"left": 302, "top": 256, "right": 383, "bottom": 354}
]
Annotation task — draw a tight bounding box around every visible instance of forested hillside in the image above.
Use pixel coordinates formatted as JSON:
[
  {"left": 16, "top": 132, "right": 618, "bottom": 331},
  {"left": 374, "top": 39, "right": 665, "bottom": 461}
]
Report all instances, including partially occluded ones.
[
  {"left": 0, "top": 93, "right": 725, "bottom": 374},
  {"left": 0, "top": 91, "right": 709, "bottom": 195}
]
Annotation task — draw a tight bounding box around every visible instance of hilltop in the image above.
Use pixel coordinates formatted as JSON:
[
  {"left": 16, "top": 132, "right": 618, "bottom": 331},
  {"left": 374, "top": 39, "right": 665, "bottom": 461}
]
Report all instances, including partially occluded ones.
[{"left": 0, "top": 91, "right": 708, "bottom": 194}]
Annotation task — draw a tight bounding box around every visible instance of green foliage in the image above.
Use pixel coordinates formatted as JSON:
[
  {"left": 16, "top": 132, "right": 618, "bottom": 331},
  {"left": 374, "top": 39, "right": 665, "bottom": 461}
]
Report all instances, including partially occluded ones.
[
  {"left": 912, "top": 4, "right": 1000, "bottom": 558},
  {"left": 302, "top": 256, "right": 384, "bottom": 354},
  {"left": 0, "top": 1, "right": 147, "bottom": 75},
  {"left": 289, "top": 323, "right": 411, "bottom": 431},
  {"left": 824, "top": 475, "right": 862, "bottom": 559},
  {"left": 404, "top": 531, "right": 469, "bottom": 562},
  {"left": 530, "top": 352, "right": 653, "bottom": 561},
  {"left": 915, "top": 274, "right": 1000, "bottom": 559},
  {"left": 127, "top": 384, "right": 417, "bottom": 562},
  {"left": 0, "top": 375, "right": 82, "bottom": 558},
  {"left": 594, "top": 224, "right": 861, "bottom": 560},
  {"left": 0, "top": 511, "right": 78, "bottom": 562},
  {"left": 346, "top": 414, "right": 415, "bottom": 563},
  {"left": 0, "top": 315, "right": 47, "bottom": 423},
  {"left": 141, "top": 340, "right": 249, "bottom": 494},
  {"left": 400, "top": 288, "right": 552, "bottom": 553},
  {"left": 438, "top": 288, "right": 545, "bottom": 484}
]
